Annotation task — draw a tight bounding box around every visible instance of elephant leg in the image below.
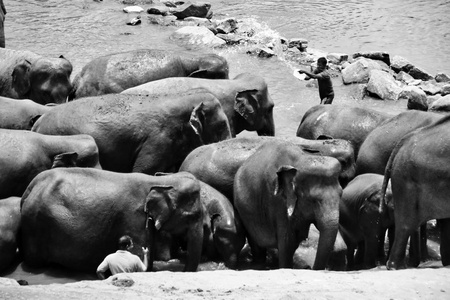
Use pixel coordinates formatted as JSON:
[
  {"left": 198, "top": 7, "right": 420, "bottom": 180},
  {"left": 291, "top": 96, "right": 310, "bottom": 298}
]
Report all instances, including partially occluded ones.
[
  {"left": 277, "top": 226, "right": 296, "bottom": 269},
  {"left": 183, "top": 222, "right": 203, "bottom": 272},
  {"left": 439, "top": 218, "right": 450, "bottom": 266},
  {"left": 386, "top": 226, "right": 395, "bottom": 259},
  {"left": 376, "top": 228, "right": 388, "bottom": 265},
  {"left": 363, "top": 237, "right": 379, "bottom": 269},
  {"left": 408, "top": 229, "right": 421, "bottom": 267},
  {"left": 419, "top": 224, "right": 429, "bottom": 261},
  {"left": 247, "top": 236, "right": 267, "bottom": 267},
  {"left": 346, "top": 246, "right": 356, "bottom": 270},
  {"left": 387, "top": 224, "right": 417, "bottom": 270},
  {"left": 354, "top": 241, "right": 365, "bottom": 268}
]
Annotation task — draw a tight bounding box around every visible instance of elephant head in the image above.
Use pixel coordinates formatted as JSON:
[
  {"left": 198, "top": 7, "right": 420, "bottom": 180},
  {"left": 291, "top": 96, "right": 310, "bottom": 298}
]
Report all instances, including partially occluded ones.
[
  {"left": 233, "top": 73, "right": 275, "bottom": 136},
  {"left": 12, "top": 55, "right": 73, "bottom": 105},
  {"left": 186, "top": 54, "right": 229, "bottom": 79},
  {"left": 189, "top": 95, "right": 232, "bottom": 145},
  {"left": 274, "top": 157, "right": 342, "bottom": 270},
  {"left": 144, "top": 181, "right": 204, "bottom": 272}
]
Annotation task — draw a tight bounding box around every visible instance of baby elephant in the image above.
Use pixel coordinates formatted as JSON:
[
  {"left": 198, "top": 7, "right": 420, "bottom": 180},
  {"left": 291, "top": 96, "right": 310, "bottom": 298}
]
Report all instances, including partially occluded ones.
[{"left": 339, "top": 173, "right": 393, "bottom": 270}]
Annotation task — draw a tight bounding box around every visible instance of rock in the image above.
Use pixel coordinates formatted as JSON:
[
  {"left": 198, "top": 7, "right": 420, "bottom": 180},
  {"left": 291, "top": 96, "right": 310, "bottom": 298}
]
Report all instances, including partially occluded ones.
[
  {"left": 396, "top": 71, "right": 421, "bottom": 86},
  {"left": 288, "top": 38, "right": 308, "bottom": 51},
  {"left": 122, "top": 0, "right": 137, "bottom": 4},
  {"left": 161, "top": 1, "right": 177, "bottom": 7},
  {"left": 123, "top": 6, "right": 144, "bottom": 13},
  {"left": 435, "top": 72, "right": 450, "bottom": 83},
  {"left": 418, "top": 80, "right": 444, "bottom": 95},
  {"left": 215, "top": 17, "right": 238, "bottom": 34},
  {"left": 126, "top": 15, "right": 142, "bottom": 25},
  {"left": 426, "top": 94, "right": 442, "bottom": 108},
  {"left": 183, "top": 16, "right": 213, "bottom": 26},
  {"left": 171, "top": 26, "right": 226, "bottom": 47},
  {"left": 428, "top": 94, "right": 450, "bottom": 112},
  {"left": 147, "top": 14, "right": 177, "bottom": 25},
  {"left": 147, "top": 5, "right": 172, "bottom": 15},
  {"left": 172, "top": 2, "right": 212, "bottom": 19},
  {"left": 390, "top": 55, "right": 433, "bottom": 80},
  {"left": 353, "top": 51, "right": 390, "bottom": 66},
  {"left": 216, "top": 33, "right": 248, "bottom": 45},
  {"left": 407, "top": 65, "right": 434, "bottom": 81},
  {"left": 398, "top": 86, "right": 428, "bottom": 111},
  {"left": 258, "top": 47, "right": 275, "bottom": 58},
  {"left": 441, "top": 84, "right": 450, "bottom": 96},
  {"left": 326, "top": 53, "right": 348, "bottom": 65},
  {"left": 366, "top": 69, "right": 402, "bottom": 100},
  {"left": 390, "top": 55, "right": 413, "bottom": 73},
  {"left": 341, "top": 57, "right": 383, "bottom": 84}
]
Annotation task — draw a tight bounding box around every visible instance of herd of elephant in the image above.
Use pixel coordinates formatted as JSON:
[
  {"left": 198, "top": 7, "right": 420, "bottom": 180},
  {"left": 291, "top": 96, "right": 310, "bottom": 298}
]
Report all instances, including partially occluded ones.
[{"left": 0, "top": 47, "right": 449, "bottom": 277}]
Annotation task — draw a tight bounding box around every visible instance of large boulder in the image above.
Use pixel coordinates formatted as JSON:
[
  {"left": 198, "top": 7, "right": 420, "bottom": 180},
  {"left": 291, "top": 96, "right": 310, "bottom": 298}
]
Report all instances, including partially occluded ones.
[
  {"left": 353, "top": 51, "right": 390, "bottom": 66},
  {"left": 341, "top": 58, "right": 383, "bottom": 84},
  {"left": 418, "top": 80, "right": 444, "bottom": 95},
  {"left": 172, "top": 2, "right": 212, "bottom": 19},
  {"left": 366, "top": 69, "right": 402, "bottom": 100},
  {"left": 171, "top": 26, "right": 226, "bottom": 47},
  {"left": 399, "top": 85, "right": 428, "bottom": 111},
  {"left": 390, "top": 55, "right": 433, "bottom": 80},
  {"left": 428, "top": 94, "right": 450, "bottom": 112}
]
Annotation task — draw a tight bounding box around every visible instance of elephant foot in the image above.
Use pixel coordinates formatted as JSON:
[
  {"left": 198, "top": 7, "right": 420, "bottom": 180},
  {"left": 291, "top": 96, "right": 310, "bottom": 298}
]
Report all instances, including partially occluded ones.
[{"left": 386, "top": 259, "right": 405, "bottom": 270}]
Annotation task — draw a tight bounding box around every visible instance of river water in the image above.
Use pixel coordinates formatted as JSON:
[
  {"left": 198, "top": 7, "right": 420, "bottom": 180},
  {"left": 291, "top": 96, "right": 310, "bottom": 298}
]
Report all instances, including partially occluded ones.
[{"left": 2, "top": 0, "right": 450, "bottom": 284}]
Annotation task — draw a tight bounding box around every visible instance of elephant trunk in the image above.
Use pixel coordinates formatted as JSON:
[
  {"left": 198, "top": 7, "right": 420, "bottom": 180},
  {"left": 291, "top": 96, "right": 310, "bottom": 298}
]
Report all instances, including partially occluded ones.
[
  {"left": 147, "top": 217, "right": 156, "bottom": 271},
  {"left": 313, "top": 203, "right": 340, "bottom": 270},
  {"left": 256, "top": 115, "right": 275, "bottom": 136}
]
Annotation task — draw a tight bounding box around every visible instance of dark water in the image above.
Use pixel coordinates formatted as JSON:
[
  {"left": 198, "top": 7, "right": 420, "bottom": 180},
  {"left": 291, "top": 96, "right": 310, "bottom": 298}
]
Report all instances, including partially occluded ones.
[{"left": 2, "top": 0, "right": 449, "bottom": 284}]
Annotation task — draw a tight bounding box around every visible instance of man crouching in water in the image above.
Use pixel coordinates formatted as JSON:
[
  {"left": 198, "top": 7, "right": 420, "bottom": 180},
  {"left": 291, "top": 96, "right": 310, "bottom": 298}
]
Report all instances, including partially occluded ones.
[{"left": 96, "top": 235, "right": 149, "bottom": 279}]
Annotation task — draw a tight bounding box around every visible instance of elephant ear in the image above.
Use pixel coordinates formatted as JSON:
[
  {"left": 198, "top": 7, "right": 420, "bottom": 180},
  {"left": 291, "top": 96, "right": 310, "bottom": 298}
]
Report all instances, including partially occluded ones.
[
  {"left": 234, "top": 89, "right": 259, "bottom": 126},
  {"left": 12, "top": 59, "right": 32, "bottom": 97},
  {"left": 189, "top": 102, "right": 206, "bottom": 144},
  {"left": 144, "top": 186, "right": 175, "bottom": 231},
  {"left": 274, "top": 165, "right": 298, "bottom": 218},
  {"left": 51, "top": 152, "right": 78, "bottom": 168}
]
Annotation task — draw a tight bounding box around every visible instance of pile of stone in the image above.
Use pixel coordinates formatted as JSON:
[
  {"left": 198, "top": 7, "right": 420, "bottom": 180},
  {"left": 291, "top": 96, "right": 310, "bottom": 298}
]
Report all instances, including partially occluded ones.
[{"left": 121, "top": 1, "right": 450, "bottom": 110}]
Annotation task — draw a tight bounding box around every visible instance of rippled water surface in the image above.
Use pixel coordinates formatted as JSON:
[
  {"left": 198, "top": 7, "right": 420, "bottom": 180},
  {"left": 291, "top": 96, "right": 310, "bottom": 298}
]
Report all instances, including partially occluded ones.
[{"left": 2, "top": 0, "right": 450, "bottom": 283}]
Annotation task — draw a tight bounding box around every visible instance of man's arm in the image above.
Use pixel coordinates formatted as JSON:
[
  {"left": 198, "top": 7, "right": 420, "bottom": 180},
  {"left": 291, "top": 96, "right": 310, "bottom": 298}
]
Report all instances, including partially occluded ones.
[
  {"left": 140, "top": 247, "right": 149, "bottom": 271},
  {"left": 96, "top": 258, "right": 109, "bottom": 280}
]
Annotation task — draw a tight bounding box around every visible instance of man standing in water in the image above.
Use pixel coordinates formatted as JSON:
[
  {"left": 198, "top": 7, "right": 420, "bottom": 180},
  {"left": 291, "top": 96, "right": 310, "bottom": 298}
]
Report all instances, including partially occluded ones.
[
  {"left": 0, "top": 0, "right": 6, "bottom": 48},
  {"left": 96, "top": 235, "right": 149, "bottom": 279},
  {"left": 298, "top": 57, "right": 335, "bottom": 104}
]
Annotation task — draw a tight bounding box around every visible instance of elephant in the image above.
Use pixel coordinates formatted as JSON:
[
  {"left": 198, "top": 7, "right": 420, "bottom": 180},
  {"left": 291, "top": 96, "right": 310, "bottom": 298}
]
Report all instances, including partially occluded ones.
[
  {"left": 0, "top": 197, "right": 21, "bottom": 273},
  {"left": 0, "top": 129, "right": 101, "bottom": 198},
  {"left": 339, "top": 173, "right": 394, "bottom": 270},
  {"left": 0, "top": 48, "right": 73, "bottom": 104},
  {"left": 153, "top": 177, "right": 246, "bottom": 269},
  {"left": 179, "top": 136, "right": 355, "bottom": 202},
  {"left": 69, "top": 49, "right": 229, "bottom": 100},
  {"left": 121, "top": 73, "right": 275, "bottom": 137},
  {"left": 296, "top": 104, "right": 392, "bottom": 158},
  {"left": 32, "top": 92, "right": 231, "bottom": 175},
  {"left": 356, "top": 110, "right": 444, "bottom": 175},
  {"left": 382, "top": 115, "right": 450, "bottom": 269},
  {"left": 0, "top": 96, "right": 52, "bottom": 130},
  {"left": 234, "top": 139, "right": 342, "bottom": 270},
  {"left": 20, "top": 168, "right": 204, "bottom": 272},
  {"left": 198, "top": 181, "right": 246, "bottom": 269}
]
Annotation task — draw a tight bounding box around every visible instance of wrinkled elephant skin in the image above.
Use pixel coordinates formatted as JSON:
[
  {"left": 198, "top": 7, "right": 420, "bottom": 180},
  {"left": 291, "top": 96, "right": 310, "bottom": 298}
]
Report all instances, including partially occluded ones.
[
  {"left": 70, "top": 49, "right": 229, "bottom": 99},
  {"left": 0, "top": 129, "right": 101, "bottom": 198},
  {"left": 339, "top": 173, "right": 394, "bottom": 270},
  {"left": 296, "top": 104, "right": 391, "bottom": 158},
  {"left": 179, "top": 136, "right": 355, "bottom": 202},
  {"left": 32, "top": 93, "right": 231, "bottom": 175},
  {"left": 122, "top": 73, "right": 275, "bottom": 137},
  {"left": 20, "top": 168, "right": 204, "bottom": 272},
  {"left": 234, "top": 140, "right": 342, "bottom": 270},
  {"left": 384, "top": 115, "right": 450, "bottom": 269},
  {"left": 0, "top": 49, "right": 72, "bottom": 104}
]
